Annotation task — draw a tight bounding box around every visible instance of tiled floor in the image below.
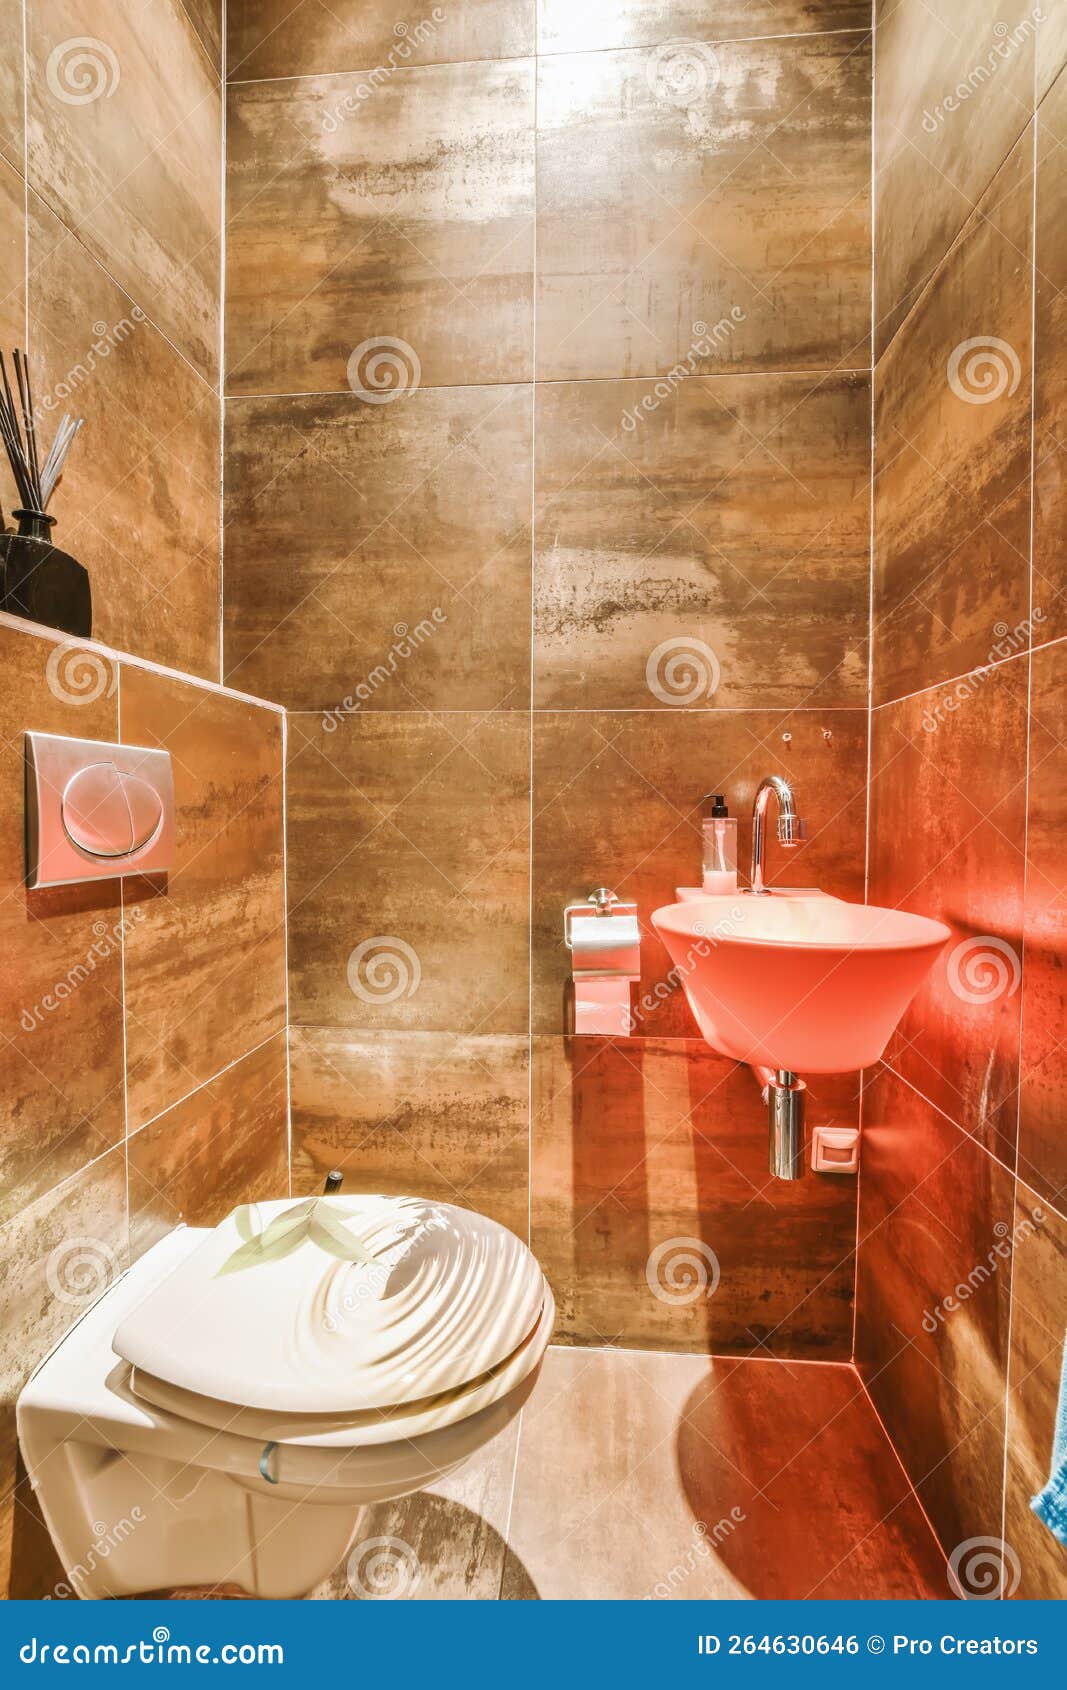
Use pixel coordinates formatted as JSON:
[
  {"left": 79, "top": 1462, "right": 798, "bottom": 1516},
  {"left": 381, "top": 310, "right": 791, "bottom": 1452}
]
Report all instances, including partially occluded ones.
[{"left": 307, "top": 1346, "right": 949, "bottom": 1602}]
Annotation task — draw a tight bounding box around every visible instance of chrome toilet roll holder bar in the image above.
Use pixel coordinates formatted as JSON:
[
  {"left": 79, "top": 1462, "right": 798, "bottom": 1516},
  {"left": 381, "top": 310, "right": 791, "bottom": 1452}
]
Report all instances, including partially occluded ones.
[{"left": 563, "top": 887, "right": 640, "bottom": 974}]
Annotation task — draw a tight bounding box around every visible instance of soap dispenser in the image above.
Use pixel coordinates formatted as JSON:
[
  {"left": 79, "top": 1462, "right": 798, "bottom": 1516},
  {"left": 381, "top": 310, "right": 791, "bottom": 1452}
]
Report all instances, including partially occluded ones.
[{"left": 701, "top": 794, "right": 738, "bottom": 895}]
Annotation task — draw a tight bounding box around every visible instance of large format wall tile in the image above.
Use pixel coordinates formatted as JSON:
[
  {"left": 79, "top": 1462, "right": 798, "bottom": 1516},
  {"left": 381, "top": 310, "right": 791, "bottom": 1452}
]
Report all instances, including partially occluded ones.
[
  {"left": 287, "top": 712, "right": 529, "bottom": 1034},
  {"left": 290, "top": 1028, "right": 529, "bottom": 1237},
  {"left": 1005, "top": 1187, "right": 1067, "bottom": 1600},
  {"left": 538, "top": 0, "right": 870, "bottom": 54},
  {"left": 872, "top": 131, "right": 1033, "bottom": 706},
  {"left": 26, "top": 0, "right": 221, "bottom": 381},
  {"left": 532, "top": 709, "right": 867, "bottom": 1035},
  {"left": 855, "top": 1065, "right": 1014, "bottom": 1557},
  {"left": 874, "top": 0, "right": 1037, "bottom": 357},
  {"left": 1034, "top": 69, "right": 1067, "bottom": 642},
  {"left": 0, "top": 1146, "right": 127, "bottom": 1598},
  {"left": 28, "top": 197, "right": 221, "bottom": 679},
  {"left": 534, "top": 372, "right": 870, "bottom": 709},
  {"left": 1038, "top": 12, "right": 1067, "bottom": 104},
  {"left": 224, "top": 386, "right": 532, "bottom": 710},
  {"left": 868, "top": 665, "right": 1027, "bottom": 1165},
  {"left": 1019, "top": 639, "right": 1067, "bottom": 1209},
  {"left": 121, "top": 667, "right": 286, "bottom": 1131},
  {"left": 226, "top": 60, "right": 534, "bottom": 396},
  {"left": 536, "top": 33, "right": 871, "bottom": 382},
  {"left": 0, "top": 622, "right": 123, "bottom": 1228},
  {"left": 128, "top": 1033, "right": 289, "bottom": 1257},
  {"left": 532, "top": 1038, "right": 857, "bottom": 1355},
  {"left": 229, "top": 0, "right": 533, "bottom": 80},
  {"left": 181, "top": 0, "right": 222, "bottom": 73}
]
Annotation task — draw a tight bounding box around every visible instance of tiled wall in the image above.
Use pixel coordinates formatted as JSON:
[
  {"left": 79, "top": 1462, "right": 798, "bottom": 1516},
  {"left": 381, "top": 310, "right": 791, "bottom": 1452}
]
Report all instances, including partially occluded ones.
[
  {"left": 0, "top": 2, "right": 289, "bottom": 1599},
  {"left": 225, "top": 2, "right": 874, "bottom": 1358},
  {"left": 858, "top": 1, "right": 1067, "bottom": 1599}
]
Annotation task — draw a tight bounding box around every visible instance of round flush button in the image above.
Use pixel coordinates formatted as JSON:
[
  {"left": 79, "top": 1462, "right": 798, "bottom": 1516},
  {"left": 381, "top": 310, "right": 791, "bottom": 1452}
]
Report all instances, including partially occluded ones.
[{"left": 61, "top": 762, "right": 164, "bottom": 858}]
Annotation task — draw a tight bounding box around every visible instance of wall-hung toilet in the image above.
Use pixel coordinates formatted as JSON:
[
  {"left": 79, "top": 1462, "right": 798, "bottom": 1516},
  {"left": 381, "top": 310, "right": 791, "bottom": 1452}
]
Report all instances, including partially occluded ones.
[{"left": 17, "top": 1195, "right": 555, "bottom": 1599}]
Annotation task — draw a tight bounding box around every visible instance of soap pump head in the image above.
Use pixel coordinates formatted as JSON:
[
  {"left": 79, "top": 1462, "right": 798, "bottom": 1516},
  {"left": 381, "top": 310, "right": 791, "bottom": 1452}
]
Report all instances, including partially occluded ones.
[
  {"left": 323, "top": 1170, "right": 344, "bottom": 1195},
  {"left": 705, "top": 793, "right": 729, "bottom": 818}
]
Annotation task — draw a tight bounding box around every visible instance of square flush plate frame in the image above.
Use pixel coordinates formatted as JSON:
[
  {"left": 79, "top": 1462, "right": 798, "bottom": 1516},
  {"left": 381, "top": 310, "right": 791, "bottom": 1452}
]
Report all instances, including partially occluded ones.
[{"left": 25, "top": 730, "right": 175, "bottom": 890}]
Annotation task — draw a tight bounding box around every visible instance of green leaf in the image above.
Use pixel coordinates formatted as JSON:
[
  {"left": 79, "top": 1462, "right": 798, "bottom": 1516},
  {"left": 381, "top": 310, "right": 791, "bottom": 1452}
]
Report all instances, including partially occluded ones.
[
  {"left": 214, "top": 1223, "right": 308, "bottom": 1277},
  {"left": 309, "top": 1205, "right": 380, "bottom": 1266}
]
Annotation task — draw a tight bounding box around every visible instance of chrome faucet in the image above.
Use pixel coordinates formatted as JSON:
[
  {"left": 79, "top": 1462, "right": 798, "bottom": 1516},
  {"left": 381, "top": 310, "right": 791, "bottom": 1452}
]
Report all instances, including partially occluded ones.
[{"left": 749, "top": 775, "right": 806, "bottom": 895}]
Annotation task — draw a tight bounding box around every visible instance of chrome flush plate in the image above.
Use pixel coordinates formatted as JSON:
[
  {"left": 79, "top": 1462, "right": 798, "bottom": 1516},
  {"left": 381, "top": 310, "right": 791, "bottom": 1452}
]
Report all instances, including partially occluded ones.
[{"left": 25, "top": 731, "right": 175, "bottom": 889}]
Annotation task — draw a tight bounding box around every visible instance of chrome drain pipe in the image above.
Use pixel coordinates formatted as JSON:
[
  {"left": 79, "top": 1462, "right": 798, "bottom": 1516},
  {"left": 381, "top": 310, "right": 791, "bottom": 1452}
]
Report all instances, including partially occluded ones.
[{"left": 754, "top": 1067, "right": 807, "bottom": 1180}]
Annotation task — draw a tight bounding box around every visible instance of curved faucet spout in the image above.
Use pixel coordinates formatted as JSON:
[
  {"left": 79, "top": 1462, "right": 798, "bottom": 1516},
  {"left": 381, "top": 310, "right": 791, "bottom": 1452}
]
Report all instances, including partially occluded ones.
[{"left": 749, "top": 775, "right": 806, "bottom": 895}]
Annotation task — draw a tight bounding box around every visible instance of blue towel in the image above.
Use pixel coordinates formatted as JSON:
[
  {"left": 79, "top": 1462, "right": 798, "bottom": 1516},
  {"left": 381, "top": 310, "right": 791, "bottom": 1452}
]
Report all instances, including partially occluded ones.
[{"left": 1031, "top": 1331, "right": 1067, "bottom": 1547}]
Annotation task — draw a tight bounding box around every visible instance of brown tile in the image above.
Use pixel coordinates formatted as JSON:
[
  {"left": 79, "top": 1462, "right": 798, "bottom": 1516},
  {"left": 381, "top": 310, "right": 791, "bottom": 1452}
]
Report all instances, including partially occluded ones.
[
  {"left": 855, "top": 1065, "right": 1013, "bottom": 1556},
  {"left": 25, "top": 0, "right": 221, "bottom": 380},
  {"left": 1018, "top": 639, "right": 1067, "bottom": 1208},
  {"left": 0, "top": 621, "right": 124, "bottom": 1227},
  {"left": 534, "top": 373, "right": 869, "bottom": 709},
  {"left": 868, "top": 665, "right": 1027, "bottom": 1163},
  {"left": 538, "top": 0, "right": 871, "bottom": 54},
  {"left": 290, "top": 1028, "right": 529, "bottom": 1239},
  {"left": 0, "top": 0, "right": 23, "bottom": 176},
  {"left": 532, "top": 709, "right": 867, "bottom": 1037},
  {"left": 223, "top": 386, "right": 532, "bottom": 711},
  {"left": 0, "top": 1146, "right": 127, "bottom": 1598},
  {"left": 120, "top": 667, "right": 286, "bottom": 1131},
  {"left": 229, "top": 0, "right": 533, "bottom": 80},
  {"left": 309, "top": 1419, "right": 520, "bottom": 1601},
  {"left": 1038, "top": 16, "right": 1067, "bottom": 104},
  {"left": 536, "top": 33, "right": 871, "bottom": 382},
  {"left": 502, "top": 1347, "right": 944, "bottom": 1599},
  {"left": 1005, "top": 1185, "right": 1067, "bottom": 1600},
  {"left": 532, "top": 1038, "right": 857, "bottom": 1356},
  {"left": 128, "top": 1032, "right": 289, "bottom": 1260},
  {"left": 28, "top": 197, "right": 220, "bottom": 678},
  {"left": 0, "top": 158, "right": 25, "bottom": 515},
  {"left": 180, "top": 0, "right": 222, "bottom": 73},
  {"left": 1034, "top": 70, "right": 1067, "bottom": 642},
  {"left": 873, "top": 131, "right": 1033, "bottom": 706},
  {"left": 225, "top": 60, "right": 534, "bottom": 397},
  {"left": 287, "top": 712, "right": 529, "bottom": 1035},
  {"left": 874, "top": 0, "right": 1036, "bottom": 356}
]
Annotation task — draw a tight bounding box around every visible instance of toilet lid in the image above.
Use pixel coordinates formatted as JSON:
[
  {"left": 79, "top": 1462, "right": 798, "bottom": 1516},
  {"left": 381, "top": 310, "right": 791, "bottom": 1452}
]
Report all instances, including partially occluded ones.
[{"left": 112, "top": 1196, "right": 546, "bottom": 1415}]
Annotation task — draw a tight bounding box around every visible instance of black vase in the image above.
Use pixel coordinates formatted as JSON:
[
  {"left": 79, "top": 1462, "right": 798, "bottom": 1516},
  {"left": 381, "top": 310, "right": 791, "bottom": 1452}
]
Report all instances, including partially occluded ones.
[{"left": 0, "top": 509, "right": 91, "bottom": 638}]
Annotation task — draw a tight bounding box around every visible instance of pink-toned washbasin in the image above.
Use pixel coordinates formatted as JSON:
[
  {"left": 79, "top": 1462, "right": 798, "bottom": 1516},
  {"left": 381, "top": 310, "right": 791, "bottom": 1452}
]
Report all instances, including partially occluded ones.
[{"left": 651, "top": 894, "right": 951, "bottom": 1074}]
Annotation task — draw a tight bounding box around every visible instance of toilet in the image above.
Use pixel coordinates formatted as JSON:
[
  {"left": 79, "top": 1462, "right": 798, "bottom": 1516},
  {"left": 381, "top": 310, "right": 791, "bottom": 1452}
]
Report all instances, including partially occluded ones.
[{"left": 17, "top": 1194, "right": 555, "bottom": 1599}]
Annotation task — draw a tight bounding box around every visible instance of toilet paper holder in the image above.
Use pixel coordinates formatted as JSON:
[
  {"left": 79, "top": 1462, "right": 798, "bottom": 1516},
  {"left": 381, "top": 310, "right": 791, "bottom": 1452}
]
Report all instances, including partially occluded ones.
[{"left": 563, "top": 888, "right": 641, "bottom": 979}]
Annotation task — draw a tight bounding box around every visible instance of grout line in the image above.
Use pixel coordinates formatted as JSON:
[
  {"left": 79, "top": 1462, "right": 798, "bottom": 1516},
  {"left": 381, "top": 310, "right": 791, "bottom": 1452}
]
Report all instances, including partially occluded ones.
[
  {"left": 224, "top": 28, "right": 873, "bottom": 90},
  {"left": 223, "top": 367, "right": 873, "bottom": 404},
  {"left": 872, "top": 629, "right": 1067, "bottom": 713},
  {"left": 125, "top": 1027, "right": 286, "bottom": 1147},
  {"left": 851, "top": 1362, "right": 951, "bottom": 1576},
  {"left": 281, "top": 706, "right": 293, "bottom": 1198}
]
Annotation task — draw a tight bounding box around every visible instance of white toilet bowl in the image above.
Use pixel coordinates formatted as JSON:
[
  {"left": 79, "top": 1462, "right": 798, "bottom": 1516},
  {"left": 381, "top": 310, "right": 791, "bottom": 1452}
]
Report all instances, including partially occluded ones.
[{"left": 17, "top": 1195, "right": 554, "bottom": 1598}]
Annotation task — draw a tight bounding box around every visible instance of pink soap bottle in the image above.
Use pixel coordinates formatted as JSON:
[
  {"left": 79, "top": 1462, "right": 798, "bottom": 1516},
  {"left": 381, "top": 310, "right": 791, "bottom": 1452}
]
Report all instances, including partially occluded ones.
[{"left": 701, "top": 794, "right": 738, "bottom": 895}]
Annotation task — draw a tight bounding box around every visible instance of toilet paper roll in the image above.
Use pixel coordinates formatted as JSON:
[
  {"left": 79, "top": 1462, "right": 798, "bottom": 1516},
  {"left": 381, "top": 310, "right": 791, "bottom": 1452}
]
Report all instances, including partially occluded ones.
[
  {"left": 573, "top": 977, "right": 633, "bottom": 1037},
  {"left": 568, "top": 913, "right": 641, "bottom": 979}
]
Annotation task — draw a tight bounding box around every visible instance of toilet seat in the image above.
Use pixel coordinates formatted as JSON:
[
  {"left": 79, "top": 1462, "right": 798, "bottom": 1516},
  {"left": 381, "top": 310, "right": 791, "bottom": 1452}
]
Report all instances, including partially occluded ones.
[{"left": 113, "top": 1194, "right": 546, "bottom": 1416}]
